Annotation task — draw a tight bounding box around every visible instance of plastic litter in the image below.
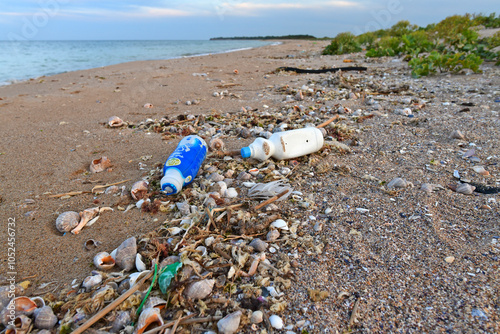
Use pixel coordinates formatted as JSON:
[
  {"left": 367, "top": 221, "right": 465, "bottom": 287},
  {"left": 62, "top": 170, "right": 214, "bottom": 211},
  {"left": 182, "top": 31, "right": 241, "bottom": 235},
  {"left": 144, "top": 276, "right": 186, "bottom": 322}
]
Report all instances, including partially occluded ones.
[
  {"left": 161, "top": 135, "right": 207, "bottom": 195},
  {"left": 241, "top": 127, "right": 323, "bottom": 161}
]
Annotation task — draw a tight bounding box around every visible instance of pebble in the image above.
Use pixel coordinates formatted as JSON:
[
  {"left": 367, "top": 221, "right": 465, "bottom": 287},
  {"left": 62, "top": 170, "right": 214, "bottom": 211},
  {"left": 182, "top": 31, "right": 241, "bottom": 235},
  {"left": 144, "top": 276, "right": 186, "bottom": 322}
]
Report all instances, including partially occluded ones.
[{"left": 445, "top": 256, "right": 455, "bottom": 263}]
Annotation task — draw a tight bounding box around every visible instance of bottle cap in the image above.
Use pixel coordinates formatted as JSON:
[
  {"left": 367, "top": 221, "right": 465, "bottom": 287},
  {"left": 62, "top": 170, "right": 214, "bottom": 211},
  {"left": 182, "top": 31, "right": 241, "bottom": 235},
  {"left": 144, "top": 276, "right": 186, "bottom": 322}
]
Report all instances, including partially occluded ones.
[
  {"left": 241, "top": 147, "right": 251, "bottom": 158},
  {"left": 161, "top": 168, "right": 184, "bottom": 195}
]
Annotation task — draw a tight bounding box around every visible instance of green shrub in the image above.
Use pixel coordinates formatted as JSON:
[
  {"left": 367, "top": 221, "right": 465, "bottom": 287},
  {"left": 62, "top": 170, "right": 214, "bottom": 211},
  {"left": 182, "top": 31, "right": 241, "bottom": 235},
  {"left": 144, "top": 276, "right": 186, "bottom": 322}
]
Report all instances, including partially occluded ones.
[
  {"left": 409, "top": 51, "right": 483, "bottom": 77},
  {"left": 322, "top": 32, "right": 361, "bottom": 55}
]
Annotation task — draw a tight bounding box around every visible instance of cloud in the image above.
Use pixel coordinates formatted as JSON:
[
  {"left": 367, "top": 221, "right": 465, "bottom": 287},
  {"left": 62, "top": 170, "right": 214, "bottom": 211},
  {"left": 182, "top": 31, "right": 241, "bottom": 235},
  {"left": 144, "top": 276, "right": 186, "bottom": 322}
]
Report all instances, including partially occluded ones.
[{"left": 215, "top": 0, "right": 364, "bottom": 17}]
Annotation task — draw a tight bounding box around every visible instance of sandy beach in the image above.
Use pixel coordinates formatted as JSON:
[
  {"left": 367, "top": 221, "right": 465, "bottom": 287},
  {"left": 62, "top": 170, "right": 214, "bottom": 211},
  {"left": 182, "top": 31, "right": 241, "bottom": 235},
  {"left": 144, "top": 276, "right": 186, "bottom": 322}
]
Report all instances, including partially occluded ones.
[{"left": 0, "top": 40, "right": 499, "bottom": 333}]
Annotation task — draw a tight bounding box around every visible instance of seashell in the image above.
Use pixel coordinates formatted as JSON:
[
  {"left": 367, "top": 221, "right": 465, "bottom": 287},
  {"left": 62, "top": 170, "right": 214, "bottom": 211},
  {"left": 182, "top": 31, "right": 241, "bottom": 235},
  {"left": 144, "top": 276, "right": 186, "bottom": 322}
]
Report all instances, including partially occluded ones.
[
  {"left": 224, "top": 170, "right": 235, "bottom": 178},
  {"left": 243, "top": 182, "right": 256, "bottom": 188},
  {"left": 209, "top": 138, "right": 225, "bottom": 151},
  {"left": 271, "top": 219, "right": 289, "bottom": 230},
  {"left": 453, "top": 170, "right": 460, "bottom": 179},
  {"left": 269, "top": 314, "right": 284, "bottom": 329},
  {"left": 387, "top": 177, "right": 409, "bottom": 189},
  {"left": 131, "top": 181, "right": 149, "bottom": 200},
  {"left": 6, "top": 314, "right": 31, "bottom": 334},
  {"left": 144, "top": 297, "right": 167, "bottom": 310},
  {"left": 207, "top": 172, "right": 224, "bottom": 182},
  {"left": 133, "top": 307, "right": 163, "bottom": 334},
  {"left": 249, "top": 238, "right": 268, "bottom": 252},
  {"left": 451, "top": 130, "right": 464, "bottom": 139},
  {"left": 248, "top": 168, "right": 259, "bottom": 176},
  {"left": 214, "top": 181, "right": 228, "bottom": 195},
  {"left": 105, "top": 185, "right": 120, "bottom": 194},
  {"left": 111, "top": 311, "right": 131, "bottom": 333},
  {"left": 108, "top": 116, "right": 124, "bottom": 127},
  {"left": 115, "top": 237, "right": 137, "bottom": 271},
  {"left": 195, "top": 246, "right": 207, "bottom": 257},
  {"left": 135, "top": 253, "right": 147, "bottom": 272},
  {"left": 224, "top": 188, "right": 238, "bottom": 198},
  {"left": 217, "top": 310, "right": 242, "bottom": 334},
  {"left": 34, "top": 306, "right": 58, "bottom": 330},
  {"left": 472, "top": 166, "right": 489, "bottom": 176},
  {"left": 94, "top": 252, "right": 115, "bottom": 270},
  {"left": 236, "top": 172, "right": 252, "bottom": 181},
  {"left": 184, "top": 279, "right": 215, "bottom": 300},
  {"left": 455, "top": 183, "right": 475, "bottom": 195},
  {"left": 420, "top": 183, "right": 444, "bottom": 194},
  {"left": 143, "top": 103, "right": 153, "bottom": 108},
  {"left": 239, "top": 128, "right": 251, "bottom": 138},
  {"left": 250, "top": 310, "right": 263, "bottom": 324},
  {"left": 129, "top": 270, "right": 151, "bottom": 288},
  {"left": 266, "top": 229, "right": 280, "bottom": 242},
  {"left": 82, "top": 274, "right": 102, "bottom": 292},
  {"left": 71, "top": 207, "right": 99, "bottom": 234},
  {"left": 10, "top": 297, "right": 37, "bottom": 317},
  {"left": 55, "top": 211, "right": 80, "bottom": 233},
  {"left": 90, "top": 156, "right": 112, "bottom": 173}
]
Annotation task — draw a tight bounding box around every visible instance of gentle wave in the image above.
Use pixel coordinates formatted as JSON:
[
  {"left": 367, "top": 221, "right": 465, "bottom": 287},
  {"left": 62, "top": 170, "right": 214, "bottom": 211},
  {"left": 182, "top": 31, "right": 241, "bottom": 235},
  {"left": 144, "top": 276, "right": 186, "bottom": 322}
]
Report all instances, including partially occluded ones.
[{"left": 0, "top": 40, "right": 272, "bottom": 85}]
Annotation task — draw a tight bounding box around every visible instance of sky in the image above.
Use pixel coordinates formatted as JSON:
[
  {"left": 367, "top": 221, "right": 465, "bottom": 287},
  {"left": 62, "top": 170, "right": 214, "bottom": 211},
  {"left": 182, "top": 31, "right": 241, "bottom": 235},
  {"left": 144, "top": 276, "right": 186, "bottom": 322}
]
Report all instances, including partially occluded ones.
[{"left": 0, "top": 0, "right": 498, "bottom": 40}]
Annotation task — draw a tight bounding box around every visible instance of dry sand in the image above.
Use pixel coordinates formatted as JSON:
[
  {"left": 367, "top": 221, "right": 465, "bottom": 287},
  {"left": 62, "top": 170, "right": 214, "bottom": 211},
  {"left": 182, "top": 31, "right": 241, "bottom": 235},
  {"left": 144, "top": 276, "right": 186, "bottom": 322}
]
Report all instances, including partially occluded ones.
[{"left": 0, "top": 40, "right": 499, "bottom": 333}]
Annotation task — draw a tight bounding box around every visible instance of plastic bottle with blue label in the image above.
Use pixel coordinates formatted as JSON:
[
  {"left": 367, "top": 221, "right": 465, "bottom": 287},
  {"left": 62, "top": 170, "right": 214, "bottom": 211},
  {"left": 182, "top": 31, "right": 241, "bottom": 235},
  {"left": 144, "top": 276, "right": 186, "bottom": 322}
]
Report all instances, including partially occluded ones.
[{"left": 161, "top": 135, "right": 207, "bottom": 195}]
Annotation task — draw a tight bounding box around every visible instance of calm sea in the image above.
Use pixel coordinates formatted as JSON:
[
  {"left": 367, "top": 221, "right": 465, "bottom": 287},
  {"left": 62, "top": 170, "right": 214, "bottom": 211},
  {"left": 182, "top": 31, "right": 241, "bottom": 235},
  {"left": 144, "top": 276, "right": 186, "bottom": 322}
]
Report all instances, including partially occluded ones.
[{"left": 0, "top": 40, "right": 273, "bottom": 85}]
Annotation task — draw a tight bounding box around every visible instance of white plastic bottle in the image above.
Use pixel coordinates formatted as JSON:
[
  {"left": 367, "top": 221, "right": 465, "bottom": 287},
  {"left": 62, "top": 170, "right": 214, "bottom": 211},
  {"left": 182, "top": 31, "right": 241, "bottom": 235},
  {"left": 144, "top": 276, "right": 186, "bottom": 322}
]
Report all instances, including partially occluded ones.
[
  {"left": 240, "top": 127, "right": 324, "bottom": 161},
  {"left": 161, "top": 135, "right": 207, "bottom": 195}
]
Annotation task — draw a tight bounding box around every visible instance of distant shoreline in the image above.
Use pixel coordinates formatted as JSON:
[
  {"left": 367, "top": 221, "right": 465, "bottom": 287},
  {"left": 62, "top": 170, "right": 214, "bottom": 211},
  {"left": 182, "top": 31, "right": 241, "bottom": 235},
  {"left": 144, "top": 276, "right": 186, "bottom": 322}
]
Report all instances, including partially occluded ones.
[{"left": 210, "top": 34, "right": 319, "bottom": 41}]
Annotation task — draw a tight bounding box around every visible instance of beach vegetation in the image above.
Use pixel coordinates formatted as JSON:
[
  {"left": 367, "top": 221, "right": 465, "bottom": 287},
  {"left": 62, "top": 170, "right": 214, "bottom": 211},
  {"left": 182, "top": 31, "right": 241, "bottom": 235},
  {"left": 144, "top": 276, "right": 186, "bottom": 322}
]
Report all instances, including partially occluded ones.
[
  {"left": 322, "top": 32, "right": 361, "bottom": 55},
  {"left": 322, "top": 13, "right": 499, "bottom": 77}
]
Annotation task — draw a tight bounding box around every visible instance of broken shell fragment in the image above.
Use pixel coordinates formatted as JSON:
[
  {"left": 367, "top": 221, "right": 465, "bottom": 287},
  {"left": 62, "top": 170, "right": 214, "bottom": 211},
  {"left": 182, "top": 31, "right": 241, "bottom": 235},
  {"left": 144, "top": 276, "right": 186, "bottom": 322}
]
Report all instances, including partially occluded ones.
[
  {"left": 184, "top": 279, "right": 215, "bottom": 300},
  {"left": 134, "top": 307, "right": 163, "bottom": 334},
  {"left": 108, "top": 116, "right": 124, "bottom": 127},
  {"left": 266, "top": 229, "right": 280, "bottom": 242},
  {"left": 209, "top": 137, "right": 225, "bottom": 151},
  {"left": 217, "top": 310, "right": 242, "bottom": 334},
  {"left": 82, "top": 274, "right": 102, "bottom": 292},
  {"left": 7, "top": 314, "right": 31, "bottom": 334},
  {"left": 90, "top": 156, "right": 112, "bottom": 173},
  {"left": 420, "top": 183, "right": 443, "bottom": 194},
  {"left": 387, "top": 177, "right": 410, "bottom": 189},
  {"left": 249, "top": 238, "right": 268, "bottom": 252},
  {"left": 271, "top": 219, "right": 289, "bottom": 230},
  {"left": 71, "top": 207, "right": 99, "bottom": 235},
  {"left": 115, "top": 237, "right": 137, "bottom": 271},
  {"left": 472, "top": 166, "right": 489, "bottom": 176},
  {"left": 224, "top": 188, "right": 238, "bottom": 198},
  {"left": 451, "top": 130, "right": 465, "bottom": 139},
  {"left": 135, "top": 253, "right": 147, "bottom": 272},
  {"left": 34, "top": 306, "right": 58, "bottom": 330},
  {"left": 131, "top": 181, "right": 149, "bottom": 200},
  {"left": 94, "top": 252, "right": 115, "bottom": 270},
  {"left": 111, "top": 311, "right": 131, "bottom": 333},
  {"left": 55, "top": 211, "right": 80, "bottom": 233},
  {"left": 145, "top": 297, "right": 167, "bottom": 310}
]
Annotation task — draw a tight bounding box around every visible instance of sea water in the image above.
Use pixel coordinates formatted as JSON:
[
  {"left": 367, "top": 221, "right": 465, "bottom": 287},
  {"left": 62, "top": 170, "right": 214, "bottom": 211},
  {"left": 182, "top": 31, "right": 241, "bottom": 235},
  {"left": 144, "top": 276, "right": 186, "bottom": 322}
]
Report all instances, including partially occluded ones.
[{"left": 0, "top": 40, "right": 272, "bottom": 85}]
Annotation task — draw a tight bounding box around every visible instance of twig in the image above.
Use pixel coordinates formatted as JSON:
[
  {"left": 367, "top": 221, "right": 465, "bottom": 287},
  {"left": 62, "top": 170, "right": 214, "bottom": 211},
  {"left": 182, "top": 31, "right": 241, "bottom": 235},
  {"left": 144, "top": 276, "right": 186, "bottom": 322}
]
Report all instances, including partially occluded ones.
[
  {"left": 253, "top": 189, "right": 289, "bottom": 210},
  {"left": 48, "top": 191, "right": 91, "bottom": 198},
  {"left": 169, "top": 313, "right": 184, "bottom": 334},
  {"left": 205, "top": 207, "right": 216, "bottom": 231},
  {"left": 348, "top": 297, "right": 361, "bottom": 328},
  {"left": 173, "top": 218, "right": 197, "bottom": 251},
  {"left": 316, "top": 114, "right": 340, "bottom": 128},
  {"left": 212, "top": 203, "right": 243, "bottom": 212},
  {"left": 72, "top": 270, "right": 154, "bottom": 334},
  {"left": 143, "top": 315, "right": 221, "bottom": 334},
  {"left": 91, "top": 179, "right": 132, "bottom": 192}
]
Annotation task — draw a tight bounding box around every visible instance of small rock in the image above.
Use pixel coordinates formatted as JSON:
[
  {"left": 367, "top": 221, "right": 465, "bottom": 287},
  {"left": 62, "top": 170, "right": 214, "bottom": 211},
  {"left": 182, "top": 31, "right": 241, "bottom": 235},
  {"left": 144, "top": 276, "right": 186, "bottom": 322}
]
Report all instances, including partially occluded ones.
[
  {"left": 451, "top": 130, "right": 465, "bottom": 139},
  {"left": 445, "top": 256, "right": 455, "bottom": 263},
  {"left": 250, "top": 310, "right": 263, "bottom": 324}
]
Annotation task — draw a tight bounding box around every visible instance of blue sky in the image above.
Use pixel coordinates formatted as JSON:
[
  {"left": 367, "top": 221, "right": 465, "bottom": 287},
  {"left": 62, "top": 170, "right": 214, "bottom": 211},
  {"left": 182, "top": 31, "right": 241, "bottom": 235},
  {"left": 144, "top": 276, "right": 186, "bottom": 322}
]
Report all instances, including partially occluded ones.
[{"left": 0, "top": 0, "right": 498, "bottom": 40}]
